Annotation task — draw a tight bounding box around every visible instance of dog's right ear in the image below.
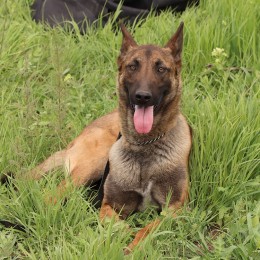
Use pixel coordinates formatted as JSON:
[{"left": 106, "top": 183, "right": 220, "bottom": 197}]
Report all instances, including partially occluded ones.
[
  {"left": 119, "top": 24, "right": 137, "bottom": 57},
  {"left": 165, "top": 22, "right": 184, "bottom": 68}
]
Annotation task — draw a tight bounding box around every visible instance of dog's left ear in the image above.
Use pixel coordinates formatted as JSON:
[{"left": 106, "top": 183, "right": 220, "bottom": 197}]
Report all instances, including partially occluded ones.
[
  {"left": 119, "top": 23, "right": 138, "bottom": 57},
  {"left": 165, "top": 22, "right": 184, "bottom": 66}
]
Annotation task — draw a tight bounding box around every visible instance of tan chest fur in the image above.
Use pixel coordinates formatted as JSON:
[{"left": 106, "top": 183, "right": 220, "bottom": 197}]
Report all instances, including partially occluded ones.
[{"left": 107, "top": 114, "right": 191, "bottom": 211}]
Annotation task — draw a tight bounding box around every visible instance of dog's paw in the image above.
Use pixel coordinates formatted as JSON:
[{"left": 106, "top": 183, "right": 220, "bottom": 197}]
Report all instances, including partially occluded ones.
[{"left": 123, "top": 247, "right": 132, "bottom": 255}]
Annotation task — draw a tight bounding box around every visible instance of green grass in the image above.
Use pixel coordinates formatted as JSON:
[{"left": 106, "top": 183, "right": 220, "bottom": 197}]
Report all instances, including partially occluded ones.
[{"left": 0, "top": 0, "right": 259, "bottom": 258}]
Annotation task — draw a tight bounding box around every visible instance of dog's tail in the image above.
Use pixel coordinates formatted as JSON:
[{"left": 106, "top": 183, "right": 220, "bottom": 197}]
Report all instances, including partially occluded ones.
[{"left": 26, "top": 150, "right": 67, "bottom": 180}]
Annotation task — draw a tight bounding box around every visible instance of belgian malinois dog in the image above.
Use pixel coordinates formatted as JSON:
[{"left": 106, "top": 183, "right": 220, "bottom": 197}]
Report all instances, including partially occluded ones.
[{"left": 28, "top": 22, "right": 192, "bottom": 253}]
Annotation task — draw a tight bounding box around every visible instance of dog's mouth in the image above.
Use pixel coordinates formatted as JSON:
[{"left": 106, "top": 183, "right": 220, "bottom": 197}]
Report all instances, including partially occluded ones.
[
  {"left": 131, "top": 105, "right": 155, "bottom": 134},
  {"left": 128, "top": 92, "right": 163, "bottom": 134}
]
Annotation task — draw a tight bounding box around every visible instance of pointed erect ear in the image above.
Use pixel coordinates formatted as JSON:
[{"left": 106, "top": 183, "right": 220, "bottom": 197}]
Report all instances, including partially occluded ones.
[
  {"left": 165, "top": 22, "right": 184, "bottom": 64},
  {"left": 120, "top": 23, "right": 138, "bottom": 56}
]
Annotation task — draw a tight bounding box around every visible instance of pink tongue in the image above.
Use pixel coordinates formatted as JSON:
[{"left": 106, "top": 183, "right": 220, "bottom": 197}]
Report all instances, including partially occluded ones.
[{"left": 134, "top": 105, "right": 154, "bottom": 134}]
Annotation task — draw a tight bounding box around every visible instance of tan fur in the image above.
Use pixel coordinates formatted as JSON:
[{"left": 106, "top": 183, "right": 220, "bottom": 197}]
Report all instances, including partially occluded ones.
[{"left": 28, "top": 110, "right": 119, "bottom": 190}]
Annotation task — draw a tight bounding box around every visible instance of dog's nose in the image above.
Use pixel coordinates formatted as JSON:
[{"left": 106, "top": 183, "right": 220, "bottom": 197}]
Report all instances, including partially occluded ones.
[{"left": 135, "top": 91, "right": 152, "bottom": 104}]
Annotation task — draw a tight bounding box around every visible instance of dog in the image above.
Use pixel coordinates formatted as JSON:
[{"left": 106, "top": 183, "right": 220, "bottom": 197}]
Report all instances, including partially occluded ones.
[{"left": 27, "top": 22, "right": 192, "bottom": 253}]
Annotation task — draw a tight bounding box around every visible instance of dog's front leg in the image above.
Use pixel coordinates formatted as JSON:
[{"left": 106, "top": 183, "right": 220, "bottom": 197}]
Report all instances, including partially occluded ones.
[
  {"left": 124, "top": 219, "right": 161, "bottom": 255},
  {"left": 99, "top": 201, "right": 120, "bottom": 222},
  {"left": 124, "top": 201, "right": 185, "bottom": 255}
]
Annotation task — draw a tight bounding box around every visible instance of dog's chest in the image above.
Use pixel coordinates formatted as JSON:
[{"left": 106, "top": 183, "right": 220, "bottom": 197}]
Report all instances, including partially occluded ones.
[
  {"left": 108, "top": 138, "right": 175, "bottom": 190},
  {"left": 106, "top": 136, "right": 182, "bottom": 214},
  {"left": 110, "top": 144, "right": 155, "bottom": 185}
]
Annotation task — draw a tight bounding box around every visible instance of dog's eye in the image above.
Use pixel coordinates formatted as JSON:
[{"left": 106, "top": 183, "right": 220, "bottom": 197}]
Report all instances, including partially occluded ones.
[
  {"left": 158, "top": 67, "right": 166, "bottom": 73},
  {"left": 129, "top": 65, "right": 136, "bottom": 71}
]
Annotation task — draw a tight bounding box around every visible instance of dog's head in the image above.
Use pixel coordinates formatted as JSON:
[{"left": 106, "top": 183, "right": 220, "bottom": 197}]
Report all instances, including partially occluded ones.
[{"left": 117, "top": 23, "right": 184, "bottom": 135}]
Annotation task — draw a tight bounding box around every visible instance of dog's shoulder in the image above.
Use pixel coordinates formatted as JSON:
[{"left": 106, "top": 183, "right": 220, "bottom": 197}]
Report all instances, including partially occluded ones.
[{"left": 171, "top": 113, "right": 192, "bottom": 150}]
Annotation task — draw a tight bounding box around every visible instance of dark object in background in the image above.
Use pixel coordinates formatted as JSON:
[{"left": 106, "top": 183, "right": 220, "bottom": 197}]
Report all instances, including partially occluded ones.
[
  {"left": 31, "top": 0, "right": 199, "bottom": 33},
  {"left": 31, "top": 0, "right": 101, "bottom": 32}
]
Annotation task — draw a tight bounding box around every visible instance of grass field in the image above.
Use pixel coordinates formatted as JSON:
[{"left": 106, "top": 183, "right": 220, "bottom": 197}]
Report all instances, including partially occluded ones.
[{"left": 0, "top": 0, "right": 259, "bottom": 258}]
